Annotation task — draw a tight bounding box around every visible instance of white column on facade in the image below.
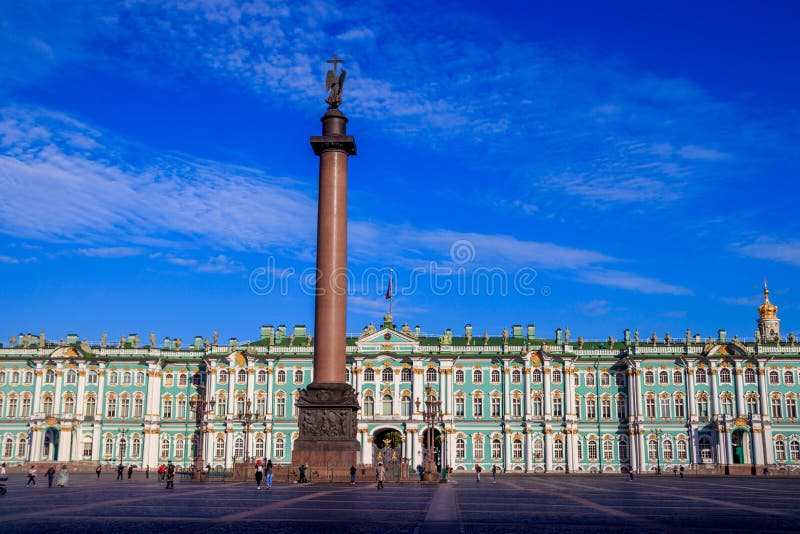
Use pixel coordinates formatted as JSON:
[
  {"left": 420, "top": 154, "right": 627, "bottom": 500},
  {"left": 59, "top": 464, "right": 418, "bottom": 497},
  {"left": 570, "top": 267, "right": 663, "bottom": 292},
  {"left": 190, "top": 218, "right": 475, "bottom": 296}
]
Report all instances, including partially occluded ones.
[
  {"left": 709, "top": 363, "right": 719, "bottom": 417},
  {"left": 72, "top": 424, "right": 83, "bottom": 461},
  {"left": 753, "top": 428, "right": 765, "bottom": 466},
  {"left": 544, "top": 429, "right": 553, "bottom": 471},
  {"left": 225, "top": 428, "right": 233, "bottom": 468},
  {"left": 29, "top": 428, "right": 42, "bottom": 462},
  {"left": 96, "top": 364, "right": 106, "bottom": 417},
  {"left": 264, "top": 364, "right": 272, "bottom": 417},
  {"left": 76, "top": 365, "right": 87, "bottom": 419},
  {"left": 757, "top": 367, "right": 769, "bottom": 418},
  {"left": 227, "top": 363, "right": 235, "bottom": 416},
  {"left": 543, "top": 363, "right": 552, "bottom": 416},
  {"left": 686, "top": 363, "right": 697, "bottom": 418},
  {"left": 734, "top": 367, "right": 745, "bottom": 416},
  {"left": 92, "top": 423, "right": 102, "bottom": 462},
  {"left": 352, "top": 363, "right": 362, "bottom": 398},
  {"left": 53, "top": 363, "right": 64, "bottom": 417},
  {"left": 524, "top": 430, "right": 533, "bottom": 471},
  {"left": 412, "top": 364, "right": 424, "bottom": 413},
  {"left": 564, "top": 363, "right": 575, "bottom": 418},
  {"left": 523, "top": 362, "right": 532, "bottom": 418},
  {"left": 503, "top": 364, "right": 511, "bottom": 418},
  {"left": 57, "top": 424, "right": 72, "bottom": 462},
  {"left": 504, "top": 430, "right": 511, "bottom": 470},
  {"left": 763, "top": 425, "right": 775, "bottom": 464},
  {"left": 32, "top": 364, "right": 43, "bottom": 414},
  {"left": 393, "top": 368, "right": 400, "bottom": 416},
  {"left": 265, "top": 428, "right": 272, "bottom": 461}
]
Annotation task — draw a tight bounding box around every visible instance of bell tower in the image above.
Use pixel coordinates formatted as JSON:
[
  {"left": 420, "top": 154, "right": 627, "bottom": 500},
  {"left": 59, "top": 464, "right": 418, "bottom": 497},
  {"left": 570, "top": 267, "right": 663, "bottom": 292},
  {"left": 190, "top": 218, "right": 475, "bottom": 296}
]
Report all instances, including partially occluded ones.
[{"left": 757, "top": 280, "right": 780, "bottom": 342}]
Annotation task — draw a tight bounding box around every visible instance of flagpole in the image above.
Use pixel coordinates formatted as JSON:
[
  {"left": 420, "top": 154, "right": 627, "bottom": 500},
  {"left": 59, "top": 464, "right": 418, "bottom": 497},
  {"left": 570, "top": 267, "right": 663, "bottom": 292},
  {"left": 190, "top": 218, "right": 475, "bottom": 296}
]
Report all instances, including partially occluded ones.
[{"left": 388, "top": 268, "right": 393, "bottom": 317}]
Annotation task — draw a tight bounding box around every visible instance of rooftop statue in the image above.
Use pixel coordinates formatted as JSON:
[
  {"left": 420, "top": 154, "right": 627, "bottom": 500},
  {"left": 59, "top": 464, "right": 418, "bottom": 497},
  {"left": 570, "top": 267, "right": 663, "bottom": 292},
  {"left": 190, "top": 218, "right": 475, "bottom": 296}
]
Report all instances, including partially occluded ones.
[{"left": 325, "top": 54, "right": 347, "bottom": 109}]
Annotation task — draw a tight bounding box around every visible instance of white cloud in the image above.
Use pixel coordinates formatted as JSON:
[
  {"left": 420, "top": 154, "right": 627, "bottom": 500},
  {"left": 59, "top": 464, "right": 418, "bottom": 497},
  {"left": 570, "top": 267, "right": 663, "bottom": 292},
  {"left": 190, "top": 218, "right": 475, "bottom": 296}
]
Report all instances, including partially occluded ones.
[
  {"left": 576, "top": 269, "right": 693, "bottom": 296},
  {"left": 737, "top": 239, "right": 800, "bottom": 267},
  {"left": 578, "top": 300, "right": 611, "bottom": 316},
  {"left": 678, "top": 145, "right": 730, "bottom": 161},
  {"left": 77, "top": 247, "right": 144, "bottom": 258}
]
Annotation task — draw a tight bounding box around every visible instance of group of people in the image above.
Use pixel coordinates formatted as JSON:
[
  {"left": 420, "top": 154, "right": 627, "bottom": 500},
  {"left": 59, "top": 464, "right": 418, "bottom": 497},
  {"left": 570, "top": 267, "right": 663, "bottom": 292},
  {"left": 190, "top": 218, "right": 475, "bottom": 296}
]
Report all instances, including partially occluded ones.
[
  {"left": 254, "top": 459, "right": 274, "bottom": 489},
  {"left": 474, "top": 464, "right": 499, "bottom": 483},
  {"left": 22, "top": 464, "right": 70, "bottom": 487}
]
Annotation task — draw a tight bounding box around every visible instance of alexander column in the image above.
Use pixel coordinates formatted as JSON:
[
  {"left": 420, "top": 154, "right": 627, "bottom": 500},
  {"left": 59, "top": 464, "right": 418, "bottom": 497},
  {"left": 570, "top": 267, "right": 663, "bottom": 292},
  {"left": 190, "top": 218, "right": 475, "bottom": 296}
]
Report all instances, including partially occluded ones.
[{"left": 292, "top": 55, "right": 360, "bottom": 469}]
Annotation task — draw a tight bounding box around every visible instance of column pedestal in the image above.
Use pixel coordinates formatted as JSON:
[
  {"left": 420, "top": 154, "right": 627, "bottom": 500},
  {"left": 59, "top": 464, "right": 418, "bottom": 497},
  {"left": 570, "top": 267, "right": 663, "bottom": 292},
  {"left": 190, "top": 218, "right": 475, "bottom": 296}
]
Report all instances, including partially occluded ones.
[{"left": 292, "top": 383, "right": 360, "bottom": 468}]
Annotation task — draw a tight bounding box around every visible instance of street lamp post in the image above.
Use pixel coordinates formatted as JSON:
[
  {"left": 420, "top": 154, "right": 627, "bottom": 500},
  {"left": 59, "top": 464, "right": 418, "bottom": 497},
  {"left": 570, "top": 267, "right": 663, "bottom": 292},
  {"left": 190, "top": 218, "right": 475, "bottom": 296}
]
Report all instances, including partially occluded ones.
[
  {"left": 118, "top": 427, "right": 128, "bottom": 465},
  {"left": 720, "top": 414, "right": 730, "bottom": 475},
  {"left": 654, "top": 428, "right": 662, "bottom": 475},
  {"left": 233, "top": 397, "right": 255, "bottom": 463},
  {"left": 419, "top": 396, "right": 446, "bottom": 483},
  {"left": 193, "top": 399, "right": 216, "bottom": 480}
]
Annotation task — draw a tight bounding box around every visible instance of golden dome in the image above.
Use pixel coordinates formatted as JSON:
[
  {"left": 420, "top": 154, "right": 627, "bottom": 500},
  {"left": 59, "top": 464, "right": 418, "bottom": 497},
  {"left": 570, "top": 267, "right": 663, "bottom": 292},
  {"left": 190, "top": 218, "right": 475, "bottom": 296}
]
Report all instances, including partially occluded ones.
[{"left": 758, "top": 280, "right": 778, "bottom": 319}]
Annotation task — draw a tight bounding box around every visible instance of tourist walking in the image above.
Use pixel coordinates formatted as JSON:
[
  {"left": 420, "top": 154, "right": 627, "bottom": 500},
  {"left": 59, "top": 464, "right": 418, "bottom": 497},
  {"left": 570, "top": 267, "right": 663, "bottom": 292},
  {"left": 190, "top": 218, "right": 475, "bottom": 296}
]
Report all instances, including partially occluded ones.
[
  {"left": 0, "top": 463, "right": 7, "bottom": 481},
  {"left": 165, "top": 461, "right": 175, "bottom": 489},
  {"left": 350, "top": 465, "right": 356, "bottom": 485},
  {"left": 127, "top": 465, "right": 134, "bottom": 479},
  {"left": 265, "top": 460, "right": 273, "bottom": 489},
  {"left": 57, "top": 465, "right": 69, "bottom": 487},
  {"left": 376, "top": 462, "right": 385, "bottom": 490},
  {"left": 95, "top": 465, "right": 102, "bottom": 478},
  {"left": 475, "top": 463, "right": 482, "bottom": 483},
  {"left": 298, "top": 463, "right": 308, "bottom": 483},
  {"left": 27, "top": 465, "right": 37, "bottom": 487},
  {"left": 255, "top": 459, "right": 264, "bottom": 489},
  {"left": 158, "top": 464, "right": 166, "bottom": 482},
  {"left": 679, "top": 466, "right": 685, "bottom": 479},
  {"left": 116, "top": 463, "right": 124, "bottom": 480},
  {"left": 492, "top": 464, "right": 498, "bottom": 483},
  {"left": 46, "top": 466, "right": 56, "bottom": 488},
  {"left": 628, "top": 468, "right": 635, "bottom": 481},
  {"left": 417, "top": 464, "right": 424, "bottom": 482},
  {"left": 145, "top": 465, "right": 150, "bottom": 479}
]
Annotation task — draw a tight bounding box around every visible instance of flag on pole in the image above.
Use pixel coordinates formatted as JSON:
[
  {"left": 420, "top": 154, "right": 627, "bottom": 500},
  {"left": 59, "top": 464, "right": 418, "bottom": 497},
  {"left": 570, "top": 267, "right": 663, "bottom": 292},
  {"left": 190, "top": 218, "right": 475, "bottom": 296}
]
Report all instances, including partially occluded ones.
[{"left": 385, "top": 272, "right": 393, "bottom": 299}]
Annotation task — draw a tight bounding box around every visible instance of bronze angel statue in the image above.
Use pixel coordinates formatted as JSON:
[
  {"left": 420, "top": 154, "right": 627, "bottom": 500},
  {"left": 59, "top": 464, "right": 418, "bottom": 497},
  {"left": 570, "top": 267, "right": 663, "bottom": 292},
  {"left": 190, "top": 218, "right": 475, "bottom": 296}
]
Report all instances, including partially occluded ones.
[{"left": 325, "top": 65, "right": 346, "bottom": 108}]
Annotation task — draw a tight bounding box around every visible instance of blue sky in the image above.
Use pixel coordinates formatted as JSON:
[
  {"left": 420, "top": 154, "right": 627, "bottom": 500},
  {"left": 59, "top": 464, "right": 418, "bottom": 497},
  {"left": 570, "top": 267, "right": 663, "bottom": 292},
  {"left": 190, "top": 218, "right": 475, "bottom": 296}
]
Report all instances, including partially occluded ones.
[{"left": 1, "top": 1, "right": 799, "bottom": 344}]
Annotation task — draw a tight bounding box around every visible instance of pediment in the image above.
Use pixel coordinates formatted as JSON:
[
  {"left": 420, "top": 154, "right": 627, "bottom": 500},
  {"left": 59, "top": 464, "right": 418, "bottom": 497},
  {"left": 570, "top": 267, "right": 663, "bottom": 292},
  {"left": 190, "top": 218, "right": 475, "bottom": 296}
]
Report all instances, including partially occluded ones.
[{"left": 356, "top": 328, "right": 419, "bottom": 354}]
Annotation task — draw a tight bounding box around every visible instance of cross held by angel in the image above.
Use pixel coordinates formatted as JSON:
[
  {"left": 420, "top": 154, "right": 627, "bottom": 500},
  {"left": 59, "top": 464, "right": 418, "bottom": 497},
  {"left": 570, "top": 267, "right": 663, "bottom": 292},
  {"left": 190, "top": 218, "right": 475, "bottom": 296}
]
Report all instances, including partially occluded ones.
[{"left": 325, "top": 53, "right": 347, "bottom": 109}]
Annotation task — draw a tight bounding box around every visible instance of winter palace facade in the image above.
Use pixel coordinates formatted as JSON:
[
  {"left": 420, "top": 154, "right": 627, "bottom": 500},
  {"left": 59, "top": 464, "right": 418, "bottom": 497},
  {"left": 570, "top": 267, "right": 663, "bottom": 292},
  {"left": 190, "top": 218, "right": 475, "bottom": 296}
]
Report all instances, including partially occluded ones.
[{"left": 1, "top": 285, "right": 799, "bottom": 473}]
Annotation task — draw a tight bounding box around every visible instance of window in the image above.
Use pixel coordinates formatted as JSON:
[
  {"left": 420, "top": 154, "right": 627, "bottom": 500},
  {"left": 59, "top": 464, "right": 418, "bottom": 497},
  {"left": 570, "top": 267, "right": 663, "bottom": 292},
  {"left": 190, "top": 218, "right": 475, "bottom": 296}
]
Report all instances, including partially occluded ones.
[
  {"left": 513, "top": 439, "right": 522, "bottom": 460},
  {"left": 161, "top": 438, "right": 170, "bottom": 458},
  {"left": 216, "top": 396, "right": 227, "bottom": 417},
  {"left": 382, "top": 395, "right": 393, "bottom": 415},
  {"left": 790, "top": 440, "right": 800, "bottom": 461},
  {"left": 45, "top": 369, "right": 55, "bottom": 384},
  {"left": 401, "top": 368, "right": 412, "bottom": 382},
  {"left": 134, "top": 397, "right": 143, "bottom": 418},
  {"left": 588, "top": 440, "right": 598, "bottom": 461},
  {"left": 257, "top": 369, "right": 267, "bottom": 384},
  {"left": 511, "top": 369, "right": 521, "bottom": 384},
  {"left": 344, "top": 368, "right": 351, "bottom": 382},
  {"left": 491, "top": 438, "right": 502, "bottom": 460},
  {"left": 532, "top": 395, "right": 543, "bottom": 417},
  {"left": 136, "top": 372, "right": 145, "bottom": 386},
  {"left": 122, "top": 372, "right": 132, "bottom": 385},
  {"left": 673, "top": 370, "right": 683, "bottom": 385},
  {"left": 294, "top": 369, "right": 303, "bottom": 383},
  {"left": 131, "top": 437, "right": 141, "bottom": 458},
  {"left": 601, "top": 397, "right": 611, "bottom": 419},
  {"left": 473, "top": 436, "right": 484, "bottom": 459},
  {"left": 784, "top": 370, "right": 795, "bottom": 385},
  {"left": 771, "top": 396, "right": 783, "bottom": 418},
  {"left": 600, "top": 373, "right": 610, "bottom": 387},
  {"left": 382, "top": 367, "right": 393, "bottom": 382},
  {"left": 66, "top": 370, "right": 77, "bottom": 384},
  {"left": 663, "top": 440, "right": 673, "bottom": 461},
  {"left": 87, "top": 371, "right": 98, "bottom": 384},
  {"left": 276, "top": 395, "right": 286, "bottom": 418},
  {"left": 255, "top": 437, "right": 265, "bottom": 458},
  {"left": 85, "top": 396, "right": 96, "bottom": 418},
  {"left": 491, "top": 396, "right": 501, "bottom": 417},
  {"left": 659, "top": 371, "right": 669, "bottom": 385},
  {"left": 106, "top": 396, "right": 117, "bottom": 418},
  {"left": 617, "top": 396, "right": 627, "bottom": 419},
  {"left": 532, "top": 368, "right": 542, "bottom": 383},
  {"left": 648, "top": 439, "right": 658, "bottom": 460},
  {"left": 473, "top": 396, "right": 483, "bottom": 418},
  {"left": 8, "top": 397, "right": 17, "bottom": 418},
  {"left": 177, "top": 398, "right": 186, "bottom": 419},
  {"left": 175, "top": 438, "right": 185, "bottom": 460},
  {"left": 164, "top": 373, "right": 174, "bottom": 387},
  {"left": 218, "top": 370, "right": 228, "bottom": 384},
  {"left": 82, "top": 436, "right": 92, "bottom": 458},
  {"left": 215, "top": 436, "right": 225, "bottom": 458},
  {"left": 3, "top": 438, "right": 12, "bottom": 457},
  {"left": 104, "top": 437, "right": 113, "bottom": 457},
  {"left": 603, "top": 440, "right": 613, "bottom": 461},
  {"left": 234, "top": 436, "right": 244, "bottom": 459},
  {"left": 363, "top": 395, "right": 374, "bottom": 417},
  {"left": 11, "top": 371, "right": 19, "bottom": 384},
  {"left": 456, "top": 438, "right": 465, "bottom": 460},
  {"left": 401, "top": 395, "right": 412, "bottom": 417},
  {"left": 746, "top": 395, "right": 759, "bottom": 415},
  {"left": 554, "top": 438, "right": 564, "bottom": 461},
  {"left": 577, "top": 440, "right": 582, "bottom": 460},
  {"left": 363, "top": 368, "right": 374, "bottom": 382},
  {"left": 699, "top": 437, "right": 712, "bottom": 460},
  {"left": 769, "top": 370, "right": 779, "bottom": 385},
  {"left": 787, "top": 397, "right": 797, "bottom": 419},
  {"left": 454, "top": 368, "right": 464, "bottom": 383},
  {"left": 277, "top": 369, "right": 287, "bottom": 383},
  {"left": 162, "top": 397, "right": 173, "bottom": 419},
  {"left": 615, "top": 373, "right": 626, "bottom": 387},
  {"left": 426, "top": 368, "right": 438, "bottom": 382},
  {"left": 674, "top": 395, "right": 685, "bottom": 418},
  {"left": 178, "top": 373, "right": 188, "bottom": 387},
  {"left": 490, "top": 369, "right": 501, "bottom": 383},
  {"left": 722, "top": 396, "right": 734, "bottom": 416},
  {"left": 644, "top": 370, "right": 654, "bottom": 386},
  {"left": 744, "top": 368, "right": 756, "bottom": 384},
  {"left": 719, "top": 368, "right": 732, "bottom": 384},
  {"left": 512, "top": 396, "right": 522, "bottom": 417},
  {"left": 256, "top": 395, "right": 266, "bottom": 416},
  {"left": 552, "top": 394, "right": 562, "bottom": 418},
  {"left": 42, "top": 395, "right": 53, "bottom": 416},
  {"left": 775, "top": 440, "right": 786, "bottom": 461},
  {"left": 0, "top": 371, "right": 5, "bottom": 385},
  {"left": 618, "top": 439, "right": 629, "bottom": 461},
  {"left": 695, "top": 368, "right": 707, "bottom": 384},
  {"left": 645, "top": 396, "right": 656, "bottom": 418},
  {"left": 473, "top": 369, "right": 483, "bottom": 384},
  {"left": 551, "top": 369, "right": 562, "bottom": 384},
  {"left": 586, "top": 372, "right": 595, "bottom": 387},
  {"left": 21, "top": 397, "right": 31, "bottom": 417},
  {"left": 660, "top": 396, "right": 670, "bottom": 418},
  {"left": 533, "top": 438, "right": 544, "bottom": 459},
  {"left": 697, "top": 396, "right": 709, "bottom": 418},
  {"left": 677, "top": 439, "right": 688, "bottom": 461},
  {"left": 586, "top": 397, "right": 596, "bottom": 419},
  {"left": 455, "top": 396, "right": 465, "bottom": 417},
  {"left": 120, "top": 397, "right": 130, "bottom": 418}
]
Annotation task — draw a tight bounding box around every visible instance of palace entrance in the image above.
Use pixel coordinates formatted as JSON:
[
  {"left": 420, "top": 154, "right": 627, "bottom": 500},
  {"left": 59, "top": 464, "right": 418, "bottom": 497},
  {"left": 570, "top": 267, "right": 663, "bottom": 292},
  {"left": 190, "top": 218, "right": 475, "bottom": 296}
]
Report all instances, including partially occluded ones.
[
  {"left": 731, "top": 429, "right": 749, "bottom": 465},
  {"left": 43, "top": 427, "right": 59, "bottom": 461},
  {"left": 372, "top": 428, "right": 408, "bottom": 480}
]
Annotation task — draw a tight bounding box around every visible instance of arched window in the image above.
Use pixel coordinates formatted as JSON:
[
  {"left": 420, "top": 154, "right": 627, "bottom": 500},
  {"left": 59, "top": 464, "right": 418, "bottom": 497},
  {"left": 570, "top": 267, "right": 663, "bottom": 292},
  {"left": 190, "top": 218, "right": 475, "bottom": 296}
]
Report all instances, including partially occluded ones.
[
  {"left": 473, "top": 395, "right": 483, "bottom": 418},
  {"left": 81, "top": 435, "right": 93, "bottom": 458},
  {"left": 364, "top": 368, "right": 375, "bottom": 381},
  {"left": 45, "top": 369, "right": 55, "bottom": 384},
  {"left": 645, "top": 395, "right": 656, "bottom": 418},
  {"left": 553, "top": 437, "right": 564, "bottom": 460},
  {"left": 600, "top": 372, "right": 610, "bottom": 387},
  {"left": 255, "top": 437, "right": 265, "bottom": 458},
  {"left": 162, "top": 397, "right": 173, "bottom": 419},
  {"left": 401, "top": 368, "right": 412, "bottom": 382},
  {"left": 363, "top": 395, "right": 374, "bottom": 417},
  {"left": 601, "top": 397, "right": 611, "bottom": 419},
  {"left": 677, "top": 439, "right": 688, "bottom": 461},
  {"left": 552, "top": 393, "right": 563, "bottom": 418},
  {"left": 586, "top": 372, "right": 595, "bottom": 387},
  {"left": 234, "top": 436, "right": 244, "bottom": 459},
  {"left": 647, "top": 439, "right": 658, "bottom": 460},
  {"left": 294, "top": 370, "right": 304, "bottom": 383},
  {"left": 644, "top": 370, "right": 655, "bottom": 386},
  {"left": 216, "top": 395, "right": 227, "bottom": 417},
  {"left": 63, "top": 395, "right": 75, "bottom": 415},
  {"left": 42, "top": 395, "right": 53, "bottom": 416},
  {"left": 87, "top": 371, "right": 98, "bottom": 384},
  {"left": 473, "top": 369, "right": 483, "bottom": 384},
  {"left": 274, "top": 369, "right": 285, "bottom": 383},
  {"left": 131, "top": 437, "right": 141, "bottom": 458},
  {"left": 532, "top": 395, "right": 543, "bottom": 417},
  {"left": 512, "top": 395, "right": 522, "bottom": 417},
  {"left": 512, "top": 438, "right": 523, "bottom": 460},
  {"left": 490, "top": 369, "right": 501, "bottom": 383},
  {"left": 769, "top": 370, "right": 779, "bottom": 385},
  {"left": 104, "top": 436, "right": 114, "bottom": 457},
  {"left": 237, "top": 369, "right": 247, "bottom": 383},
  {"left": 695, "top": 368, "right": 707, "bottom": 384},
  {"left": 744, "top": 368, "right": 756, "bottom": 383},
  {"left": 618, "top": 439, "right": 629, "bottom": 460},
  {"left": 454, "top": 369, "right": 464, "bottom": 383},
  {"left": 3, "top": 437, "right": 12, "bottom": 457},
  {"left": 275, "top": 395, "right": 286, "bottom": 418},
  {"left": 511, "top": 369, "right": 521, "bottom": 384},
  {"left": 456, "top": 438, "right": 465, "bottom": 460},
  {"left": 532, "top": 368, "right": 542, "bottom": 383},
  {"left": 122, "top": 371, "right": 132, "bottom": 385},
  {"left": 164, "top": 373, "right": 174, "bottom": 387},
  {"left": 674, "top": 395, "right": 685, "bottom": 418},
  {"left": 21, "top": 396, "right": 31, "bottom": 417},
  {"left": 382, "top": 395, "right": 393, "bottom": 415},
  {"left": 697, "top": 395, "right": 709, "bottom": 418},
  {"left": 603, "top": 440, "right": 613, "bottom": 461},
  {"left": 134, "top": 396, "right": 144, "bottom": 418},
  {"left": 719, "top": 368, "right": 732, "bottom": 384},
  {"left": 775, "top": 440, "right": 786, "bottom": 461},
  {"left": 587, "top": 440, "right": 598, "bottom": 460},
  {"left": 473, "top": 436, "right": 484, "bottom": 459},
  {"left": 382, "top": 368, "right": 394, "bottom": 382},
  {"left": 136, "top": 372, "right": 145, "bottom": 385},
  {"left": 401, "top": 395, "right": 412, "bottom": 417},
  {"left": 771, "top": 396, "right": 783, "bottom": 418},
  {"left": 175, "top": 437, "right": 185, "bottom": 460},
  {"left": 160, "top": 438, "right": 170, "bottom": 458},
  {"left": 16, "top": 437, "right": 27, "bottom": 458},
  {"left": 721, "top": 396, "right": 734, "bottom": 416},
  {"left": 66, "top": 370, "right": 77, "bottom": 384},
  {"left": 533, "top": 438, "right": 544, "bottom": 458},
  {"left": 586, "top": 397, "right": 597, "bottom": 419},
  {"left": 663, "top": 440, "right": 674, "bottom": 461},
  {"left": 491, "top": 396, "right": 501, "bottom": 417},
  {"left": 491, "top": 438, "right": 502, "bottom": 460},
  {"left": 274, "top": 437, "right": 285, "bottom": 458},
  {"left": 790, "top": 440, "right": 800, "bottom": 461},
  {"left": 673, "top": 370, "right": 683, "bottom": 385},
  {"left": 178, "top": 373, "right": 188, "bottom": 387},
  {"left": 699, "top": 436, "right": 712, "bottom": 460},
  {"left": 215, "top": 436, "right": 225, "bottom": 458},
  {"left": 257, "top": 369, "right": 267, "bottom": 383},
  {"left": 784, "top": 370, "right": 795, "bottom": 385},
  {"left": 659, "top": 371, "right": 669, "bottom": 385},
  {"left": 551, "top": 368, "right": 562, "bottom": 384},
  {"left": 426, "top": 368, "right": 438, "bottom": 382},
  {"left": 218, "top": 370, "right": 228, "bottom": 384}
]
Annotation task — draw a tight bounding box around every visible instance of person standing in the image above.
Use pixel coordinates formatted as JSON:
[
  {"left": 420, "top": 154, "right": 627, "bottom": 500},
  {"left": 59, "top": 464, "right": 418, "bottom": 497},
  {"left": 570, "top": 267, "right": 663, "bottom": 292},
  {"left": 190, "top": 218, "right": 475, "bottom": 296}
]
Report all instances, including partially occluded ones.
[
  {"left": 158, "top": 464, "right": 165, "bottom": 482},
  {"left": 265, "top": 460, "right": 273, "bottom": 489},
  {"left": 679, "top": 466, "right": 685, "bottom": 479},
  {"left": 376, "top": 462, "right": 385, "bottom": 490},
  {"left": 350, "top": 465, "right": 356, "bottom": 485},
  {"left": 95, "top": 465, "right": 102, "bottom": 479},
  {"left": 145, "top": 465, "right": 150, "bottom": 479},
  {"left": 491, "top": 464, "right": 498, "bottom": 484},
  {"left": 27, "top": 465, "right": 37, "bottom": 487},
  {"left": 127, "top": 465, "right": 134, "bottom": 479},
  {"left": 165, "top": 461, "right": 175, "bottom": 489},
  {"left": 46, "top": 466, "right": 56, "bottom": 488},
  {"left": 475, "top": 463, "right": 482, "bottom": 483},
  {"left": 629, "top": 468, "right": 635, "bottom": 481},
  {"left": 298, "top": 463, "right": 307, "bottom": 483},
  {"left": 416, "top": 464, "right": 424, "bottom": 482},
  {"left": 116, "top": 463, "right": 124, "bottom": 480},
  {"left": 0, "top": 462, "right": 7, "bottom": 481},
  {"left": 57, "top": 465, "right": 69, "bottom": 487},
  {"left": 255, "top": 460, "right": 264, "bottom": 490}
]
